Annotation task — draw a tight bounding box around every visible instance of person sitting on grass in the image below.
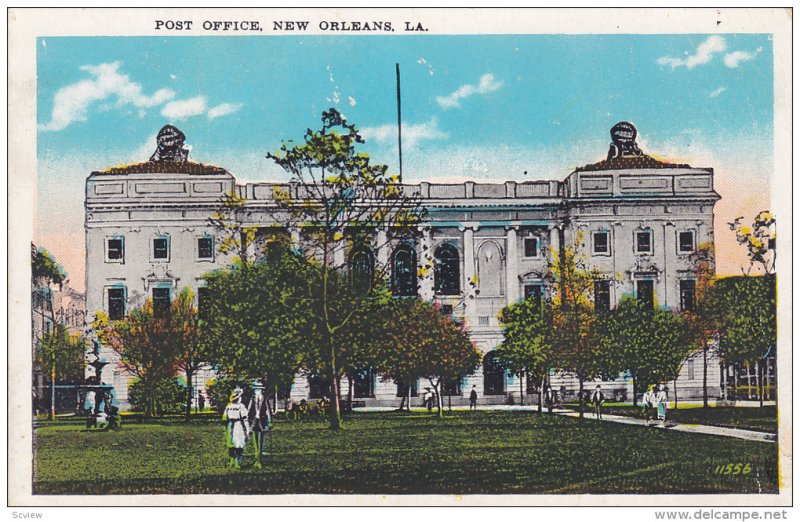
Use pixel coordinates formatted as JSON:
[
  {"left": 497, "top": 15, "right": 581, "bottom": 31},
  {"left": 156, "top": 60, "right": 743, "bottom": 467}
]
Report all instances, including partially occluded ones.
[
  {"left": 223, "top": 387, "right": 250, "bottom": 469},
  {"left": 591, "top": 385, "right": 605, "bottom": 420}
]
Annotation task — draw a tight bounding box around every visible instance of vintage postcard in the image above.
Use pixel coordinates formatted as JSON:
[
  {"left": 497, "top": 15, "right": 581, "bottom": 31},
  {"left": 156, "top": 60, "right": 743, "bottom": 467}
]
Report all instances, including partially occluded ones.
[{"left": 7, "top": 7, "right": 792, "bottom": 512}]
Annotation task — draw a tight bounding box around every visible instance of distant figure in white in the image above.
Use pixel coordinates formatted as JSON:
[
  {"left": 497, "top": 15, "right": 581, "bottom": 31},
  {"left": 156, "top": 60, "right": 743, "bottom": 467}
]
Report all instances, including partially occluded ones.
[
  {"left": 223, "top": 387, "right": 250, "bottom": 468},
  {"left": 248, "top": 383, "right": 272, "bottom": 469},
  {"left": 655, "top": 384, "right": 669, "bottom": 426}
]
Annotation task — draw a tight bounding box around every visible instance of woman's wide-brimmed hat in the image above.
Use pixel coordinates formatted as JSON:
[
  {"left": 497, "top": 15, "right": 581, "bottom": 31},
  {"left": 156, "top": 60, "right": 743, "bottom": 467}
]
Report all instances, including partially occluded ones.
[{"left": 231, "top": 387, "right": 244, "bottom": 401}]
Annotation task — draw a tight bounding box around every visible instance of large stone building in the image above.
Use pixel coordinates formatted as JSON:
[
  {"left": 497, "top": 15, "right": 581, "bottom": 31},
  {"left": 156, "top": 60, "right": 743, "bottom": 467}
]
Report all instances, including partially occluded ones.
[{"left": 85, "top": 123, "right": 723, "bottom": 409}]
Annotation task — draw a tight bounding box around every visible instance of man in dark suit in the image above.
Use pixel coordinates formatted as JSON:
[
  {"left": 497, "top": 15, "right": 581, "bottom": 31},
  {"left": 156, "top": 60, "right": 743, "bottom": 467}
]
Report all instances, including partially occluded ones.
[{"left": 248, "top": 383, "right": 272, "bottom": 469}]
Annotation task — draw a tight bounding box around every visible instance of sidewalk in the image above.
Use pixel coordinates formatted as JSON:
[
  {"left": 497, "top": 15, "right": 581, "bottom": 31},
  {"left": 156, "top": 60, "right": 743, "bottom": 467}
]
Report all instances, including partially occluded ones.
[{"left": 557, "top": 410, "right": 777, "bottom": 443}]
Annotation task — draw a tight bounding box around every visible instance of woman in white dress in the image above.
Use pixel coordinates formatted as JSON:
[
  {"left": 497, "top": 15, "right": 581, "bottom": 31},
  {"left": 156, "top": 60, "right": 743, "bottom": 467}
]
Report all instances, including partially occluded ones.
[{"left": 223, "top": 387, "right": 250, "bottom": 468}]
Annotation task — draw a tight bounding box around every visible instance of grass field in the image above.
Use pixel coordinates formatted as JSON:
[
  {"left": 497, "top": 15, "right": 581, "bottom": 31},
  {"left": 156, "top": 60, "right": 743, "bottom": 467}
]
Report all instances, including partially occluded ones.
[
  {"left": 33, "top": 410, "right": 778, "bottom": 495},
  {"left": 563, "top": 404, "right": 778, "bottom": 433}
]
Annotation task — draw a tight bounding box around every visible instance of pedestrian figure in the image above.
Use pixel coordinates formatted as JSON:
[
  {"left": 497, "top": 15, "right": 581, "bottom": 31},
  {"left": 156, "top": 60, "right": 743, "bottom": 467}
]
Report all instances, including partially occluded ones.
[
  {"left": 469, "top": 385, "right": 478, "bottom": 411},
  {"left": 223, "top": 387, "right": 250, "bottom": 469},
  {"left": 198, "top": 392, "right": 206, "bottom": 412},
  {"left": 642, "top": 385, "right": 655, "bottom": 425},
  {"left": 591, "top": 385, "right": 605, "bottom": 420},
  {"left": 423, "top": 388, "right": 434, "bottom": 412},
  {"left": 544, "top": 386, "right": 554, "bottom": 413},
  {"left": 248, "top": 383, "right": 272, "bottom": 469},
  {"left": 656, "top": 384, "right": 668, "bottom": 425}
]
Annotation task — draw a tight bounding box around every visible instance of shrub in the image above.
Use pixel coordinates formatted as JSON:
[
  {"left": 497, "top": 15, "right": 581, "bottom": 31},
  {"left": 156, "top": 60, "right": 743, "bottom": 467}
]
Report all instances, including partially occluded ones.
[{"left": 128, "top": 377, "right": 186, "bottom": 415}]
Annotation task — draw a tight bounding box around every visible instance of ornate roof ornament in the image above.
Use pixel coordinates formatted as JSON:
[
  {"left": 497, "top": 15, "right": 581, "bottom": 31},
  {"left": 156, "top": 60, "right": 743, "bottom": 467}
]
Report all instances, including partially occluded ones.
[
  {"left": 607, "top": 121, "right": 643, "bottom": 160},
  {"left": 149, "top": 125, "right": 189, "bottom": 163}
]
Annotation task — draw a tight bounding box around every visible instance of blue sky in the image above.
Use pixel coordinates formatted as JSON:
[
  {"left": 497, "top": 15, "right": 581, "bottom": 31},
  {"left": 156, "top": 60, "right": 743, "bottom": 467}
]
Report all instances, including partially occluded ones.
[{"left": 35, "top": 34, "right": 774, "bottom": 287}]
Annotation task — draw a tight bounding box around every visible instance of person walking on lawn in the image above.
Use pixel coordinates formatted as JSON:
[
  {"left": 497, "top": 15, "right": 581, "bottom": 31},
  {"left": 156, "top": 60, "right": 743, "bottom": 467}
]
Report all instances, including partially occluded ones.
[
  {"left": 655, "top": 384, "right": 668, "bottom": 426},
  {"left": 642, "top": 385, "right": 655, "bottom": 425},
  {"left": 591, "top": 385, "right": 605, "bottom": 420},
  {"left": 248, "top": 383, "right": 272, "bottom": 469},
  {"left": 469, "top": 385, "right": 478, "bottom": 411},
  {"left": 223, "top": 387, "right": 250, "bottom": 469}
]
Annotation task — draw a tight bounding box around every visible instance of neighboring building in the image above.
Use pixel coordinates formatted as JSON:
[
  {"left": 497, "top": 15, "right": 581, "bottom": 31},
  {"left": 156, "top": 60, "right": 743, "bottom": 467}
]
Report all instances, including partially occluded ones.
[{"left": 85, "top": 123, "right": 724, "bottom": 408}]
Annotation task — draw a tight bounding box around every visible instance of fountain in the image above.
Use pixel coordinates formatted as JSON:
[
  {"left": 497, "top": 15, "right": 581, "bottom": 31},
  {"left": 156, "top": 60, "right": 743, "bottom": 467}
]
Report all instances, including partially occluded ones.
[{"left": 78, "top": 339, "right": 120, "bottom": 430}]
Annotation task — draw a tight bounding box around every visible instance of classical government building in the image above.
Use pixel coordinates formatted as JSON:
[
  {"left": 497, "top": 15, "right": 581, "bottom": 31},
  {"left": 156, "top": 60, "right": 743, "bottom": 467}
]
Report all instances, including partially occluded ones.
[{"left": 85, "top": 123, "right": 723, "bottom": 408}]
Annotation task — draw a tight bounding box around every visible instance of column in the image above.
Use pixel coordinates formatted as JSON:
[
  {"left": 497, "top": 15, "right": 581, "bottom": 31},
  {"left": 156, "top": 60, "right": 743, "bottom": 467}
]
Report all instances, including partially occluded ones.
[
  {"left": 419, "top": 227, "right": 434, "bottom": 300},
  {"left": 334, "top": 239, "right": 345, "bottom": 268},
  {"left": 549, "top": 226, "right": 560, "bottom": 262},
  {"left": 376, "top": 228, "right": 389, "bottom": 267},
  {"left": 463, "top": 225, "right": 476, "bottom": 317},
  {"left": 505, "top": 226, "right": 519, "bottom": 305}
]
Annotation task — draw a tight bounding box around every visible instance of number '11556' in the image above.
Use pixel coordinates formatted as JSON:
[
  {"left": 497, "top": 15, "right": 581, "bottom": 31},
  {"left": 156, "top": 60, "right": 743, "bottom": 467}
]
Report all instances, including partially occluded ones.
[{"left": 714, "top": 463, "right": 752, "bottom": 475}]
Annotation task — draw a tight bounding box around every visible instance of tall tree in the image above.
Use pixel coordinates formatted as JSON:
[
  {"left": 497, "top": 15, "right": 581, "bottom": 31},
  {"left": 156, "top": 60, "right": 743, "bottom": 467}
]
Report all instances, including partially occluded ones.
[
  {"left": 497, "top": 296, "right": 554, "bottom": 411},
  {"left": 169, "top": 288, "right": 202, "bottom": 420},
  {"left": 200, "top": 243, "right": 316, "bottom": 404},
  {"left": 548, "top": 235, "right": 606, "bottom": 418},
  {"left": 93, "top": 301, "right": 178, "bottom": 418},
  {"left": 267, "top": 108, "right": 425, "bottom": 429},
  {"left": 371, "top": 298, "right": 481, "bottom": 418},
  {"left": 34, "top": 324, "right": 85, "bottom": 418},
  {"left": 685, "top": 242, "right": 718, "bottom": 408},
  {"left": 728, "top": 210, "right": 776, "bottom": 275},
  {"left": 208, "top": 191, "right": 262, "bottom": 268}
]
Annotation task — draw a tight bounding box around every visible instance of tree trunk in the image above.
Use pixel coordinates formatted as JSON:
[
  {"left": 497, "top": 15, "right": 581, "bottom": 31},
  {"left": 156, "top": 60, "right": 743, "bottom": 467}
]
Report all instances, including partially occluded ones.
[
  {"left": 632, "top": 374, "right": 638, "bottom": 407},
  {"left": 347, "top": 375, "right": 354, "bottom": 411},
  {"left": 702, "top": 348, "right": 708, "bottom": 408},
  {"left": 50, "top": 357, "right": 56, "bottom": 420},
  {"left": 519, "top": 373, "right": 524, "bottom": 406},
  {"left": 757, "top": 360, "right": 764, "bottom": 408},
  {"left": 407, "top": 385, "right": 412, "bottom": 411},
  {"left": 436, "top": 383, "right": 443, "bottom": 418},
  {"left": 185, "top": 369, "right": 193, "bottom": 421},
  {"left": 673, "top": 379, "right": 678, "bottom": 410},
  {"left": 538, "top": 375, "right": 546, "bottom": 413},
  {"left": 746, "top": 361, "right": 754, "bottom": 399},
  {"left": 329, "top": 376, "right": 342, "bottom": 430},
  {"left": 578, "top": 377, "right": 584, "bottom": 419}
]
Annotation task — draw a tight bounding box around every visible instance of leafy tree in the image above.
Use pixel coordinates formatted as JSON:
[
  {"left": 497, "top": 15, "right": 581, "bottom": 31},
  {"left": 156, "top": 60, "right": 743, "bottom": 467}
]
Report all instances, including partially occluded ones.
[
  {"left": 729, "top": 210, "right": 776, "bottom": 275},
  {"left": 32, "top": 243, "right": 67, "bottom": 289},
  {"left": 267, "top": 108, "right": 426, "bottom": 429},
  {"left": 200, "top": 243, "right": 315, "bottom": 403},
  {"left": 208, "top": 191, "right": 262, "bottom": 267},
  {"left": 686, "top": 242, "right": 719, "bottom": 407},
  {"left": 93, "top": 301, "right": 178, "bottom": 418},
  {"left": 170, "top": 288, "right": 203, "bottom": 420},
  {"left": 705, "top": 275, "right": 776, "bottom": 406},
  {"left": 371, "top": 298, "right": 481, "bottom": 418},
  {"left": 497, "top": 297, "right": 554, "bottom": 411},
  {"left": 34, "top": 323, "right": 85, "bottom": 418},
  {"left": 548, "top": 235, "right": 606, "bottom": 418}
]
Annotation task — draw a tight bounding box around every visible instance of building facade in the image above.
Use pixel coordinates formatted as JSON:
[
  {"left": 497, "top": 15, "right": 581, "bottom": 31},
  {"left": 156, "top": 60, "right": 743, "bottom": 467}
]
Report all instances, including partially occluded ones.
[{"left": 85, "top": 123, "right": 722, "bottom": 408}]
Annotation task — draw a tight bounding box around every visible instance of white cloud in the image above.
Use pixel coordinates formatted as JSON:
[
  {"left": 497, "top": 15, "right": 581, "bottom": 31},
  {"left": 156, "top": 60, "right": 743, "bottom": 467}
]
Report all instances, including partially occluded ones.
[
  {"left": 207, "top": 102, "right": 243, "bottom": 120},
  {"left": 38, "top": 61, "right": 176, "bottom": 132},
  {"left": 348, "top": 96, "right": 357, "bottom": 106},
  {"left": 361, "top": 118, "right": 448, "bottom": 148},
  {"left": 657, "top": 36, "right": 727, "bottom": 70},
  {"left": 709, "top": 86, "right": 727, "bottom": 98},
  {"left": 161, "top": 96, "right": 207, "bottom": 120},
  {"left": 435, "top": 73, "right": 503, "bottom": 110},
  {"left": 724, "top": 48, "right": 761, "bottom": 68}
]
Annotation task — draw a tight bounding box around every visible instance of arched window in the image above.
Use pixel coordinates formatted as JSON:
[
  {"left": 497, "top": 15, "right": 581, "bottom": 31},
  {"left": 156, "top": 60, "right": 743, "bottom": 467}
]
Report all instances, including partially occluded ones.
[
  {"left": 391, "top": 244, "right": 417, "bottom": 297},
  {"left": 477, "top": 241, "right": 503, "bottom": 296},
  {"left": 434, "top": 243, "right": 460, "bottom": 296},
  {"left": 349, "top": 248, "right": 374, "bottom": 292},
  {"left": 483, "top": 351, "right": 506, "bottom": 396}
]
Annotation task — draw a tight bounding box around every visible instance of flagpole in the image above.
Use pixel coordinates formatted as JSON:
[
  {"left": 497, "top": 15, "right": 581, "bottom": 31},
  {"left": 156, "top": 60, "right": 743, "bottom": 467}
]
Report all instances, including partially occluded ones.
[{"left": 396, "top": 63, "right": 403, "bottom": 183}]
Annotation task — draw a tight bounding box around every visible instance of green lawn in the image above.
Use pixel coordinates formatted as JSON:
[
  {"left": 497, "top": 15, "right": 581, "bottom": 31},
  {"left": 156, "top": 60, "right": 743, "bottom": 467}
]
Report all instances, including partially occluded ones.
[
  {"left": 564, "top": 404, "right": 778, "bottom": 433},
  {"left": 33, "top": 410, "right": 778, "bottom": 495}
]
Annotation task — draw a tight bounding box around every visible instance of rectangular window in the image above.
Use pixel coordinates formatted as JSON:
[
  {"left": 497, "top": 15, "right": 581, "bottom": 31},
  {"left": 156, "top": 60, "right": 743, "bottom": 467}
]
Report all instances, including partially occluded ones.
[
  {"left": 680, "top": 279, "right": 696, "bottom": 312},
  {"left": 678, "top": 231, "right": 695, "bottom": 253},
  {"left": 108, "top": 288, "right": 126, "bottom": 320},
  {"left": 440, "top": 304, "right": 454, "bottom": 316},
  {"left": 594, "top": 280, "right": 611, "bottom": 312},
  {"left": 523, "top": 237, "right": 539, "bottom": 258},
  {"left": 152, "top": 287, "right": 171, "bottom": 317},
  {"left": 107, "top": 238, "right": 124, "bottom": 262},
  {"left": 636, "top": 231, "right": 652, "bottom": 254},
  {"left": 198, "top": 236, "right": 214, "bottom": 259},
  {"left": 197, "top": 287, "right": 209, "bottom": 319},
  {"left": 637, "top": 280, "right": 654, "bottom": 310},
  {"left": 153, "top": 237, "right": 169, "bottom": 260},
  {"left": 478, "top": 316, "right": 490, "bottom": 326},
  {"left": 593, "top": 231, "right": 609, "bottom": 254},
  {"left": 524, "top": 284, "right": 543, "bottom": 312},
  {"left": 688, "top": 360, "right": 696, "bottom": 381}
]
